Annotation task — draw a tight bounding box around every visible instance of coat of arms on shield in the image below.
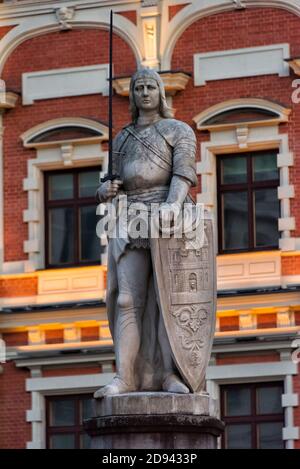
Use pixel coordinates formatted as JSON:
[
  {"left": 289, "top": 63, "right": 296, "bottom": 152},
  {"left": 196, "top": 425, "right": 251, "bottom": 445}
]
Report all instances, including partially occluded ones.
[{"left": 151, "top": 213, "right": 216, "bottom": 393}]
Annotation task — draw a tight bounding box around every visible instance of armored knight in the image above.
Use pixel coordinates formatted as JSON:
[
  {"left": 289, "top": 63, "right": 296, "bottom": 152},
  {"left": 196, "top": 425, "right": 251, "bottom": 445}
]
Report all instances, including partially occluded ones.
[{"left": 95, "top": 68, "right": 215, "bottom": 398}]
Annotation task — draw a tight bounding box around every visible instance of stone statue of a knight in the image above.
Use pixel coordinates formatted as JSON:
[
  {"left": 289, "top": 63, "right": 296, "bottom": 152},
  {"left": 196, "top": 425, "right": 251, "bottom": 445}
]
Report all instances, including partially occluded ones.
[{"left": 94, "top": 68, "right": 216, "bottom": 398}]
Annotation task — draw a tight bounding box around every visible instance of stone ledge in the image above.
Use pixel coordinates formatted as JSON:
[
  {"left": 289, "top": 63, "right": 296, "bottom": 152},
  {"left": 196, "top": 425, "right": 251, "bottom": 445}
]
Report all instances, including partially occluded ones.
[
  {"left": 85, "top": 414, "right": 224, "bottom": 436},
  {"left": 113, "top": 71, "right": 191, "bottom": 97},
  {"left": 93, "top": 391, "right": 215, "bottom": 417},
  {"left": 85, "top": 392, "right": 224, "bottom": 449}
]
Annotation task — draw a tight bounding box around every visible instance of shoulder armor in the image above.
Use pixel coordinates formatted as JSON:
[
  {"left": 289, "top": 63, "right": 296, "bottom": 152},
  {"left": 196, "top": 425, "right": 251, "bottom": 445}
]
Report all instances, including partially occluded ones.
[{"left": 155, "top": 119, "right": 196, "bottom": 147}]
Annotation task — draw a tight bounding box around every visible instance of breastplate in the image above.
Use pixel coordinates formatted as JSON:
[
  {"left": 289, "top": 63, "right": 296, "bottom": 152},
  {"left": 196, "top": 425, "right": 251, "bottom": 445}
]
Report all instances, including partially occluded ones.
[{"left": 117, "top": 125, "right": 173, "bottom": 192}]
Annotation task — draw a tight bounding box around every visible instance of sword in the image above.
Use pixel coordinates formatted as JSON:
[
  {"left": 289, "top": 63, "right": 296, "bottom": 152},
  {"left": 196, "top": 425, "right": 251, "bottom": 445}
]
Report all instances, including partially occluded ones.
[{"left": 101, "top": 10, "right": 120, "bottom": 183}]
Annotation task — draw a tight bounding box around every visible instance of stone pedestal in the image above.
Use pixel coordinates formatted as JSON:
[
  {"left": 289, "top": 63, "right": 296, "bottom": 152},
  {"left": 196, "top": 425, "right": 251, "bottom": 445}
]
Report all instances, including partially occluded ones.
[{"left": 84, "top": 392, "right": 224, "bottom": 449}]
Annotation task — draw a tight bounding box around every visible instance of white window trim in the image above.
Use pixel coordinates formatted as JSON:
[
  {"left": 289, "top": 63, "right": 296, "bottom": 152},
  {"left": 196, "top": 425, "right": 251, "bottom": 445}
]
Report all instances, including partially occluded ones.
[
  {"left": 207, "top": 360, "right": 299, "bottom": 449},
  {"left": 193, "top": 99, "right": 300, "bottom": 251},
  {"left": 24, "top": 359, "right": 299, "bottom": 449},
  {"left": 25, "top": 372, "right": 115, "bottom": 449},
  {"left": 19, "top": 118, "right": 109, "bottom": 273},
  {"left": 195, "top": 119, "right": 295, "bottom": 255}
]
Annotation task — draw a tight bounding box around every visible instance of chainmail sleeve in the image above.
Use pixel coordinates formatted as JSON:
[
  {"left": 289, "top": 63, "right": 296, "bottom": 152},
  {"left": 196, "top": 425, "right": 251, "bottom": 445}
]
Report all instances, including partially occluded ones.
[
  {"left": 172, "top": 123, "right": 197, "bottom": 187},
  {"left": 155, "top": 119, "right": 198, "bottom": 188}
]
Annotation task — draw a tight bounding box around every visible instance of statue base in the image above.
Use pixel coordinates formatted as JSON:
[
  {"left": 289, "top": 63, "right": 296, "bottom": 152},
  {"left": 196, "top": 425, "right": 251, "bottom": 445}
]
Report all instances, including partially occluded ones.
[{"left": 85, "top": 392, "right": 224, "bottom": 449}]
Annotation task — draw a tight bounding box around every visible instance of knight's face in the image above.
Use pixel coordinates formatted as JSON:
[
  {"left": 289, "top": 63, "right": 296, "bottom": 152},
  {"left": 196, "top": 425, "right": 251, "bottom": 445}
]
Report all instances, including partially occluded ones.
[{"left": 133, "top": 78, "right": 160, "bottom": 112}]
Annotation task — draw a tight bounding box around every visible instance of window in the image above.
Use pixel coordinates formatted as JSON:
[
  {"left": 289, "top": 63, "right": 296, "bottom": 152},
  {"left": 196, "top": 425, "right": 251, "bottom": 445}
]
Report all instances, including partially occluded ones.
[
  {"left": 217, "top": 150, "right": 280, "bottom": 253},
  {"left": 221, "top": 383, "right": 284, "bottom": 449},
  {"left": 45, "top": 167, "right": 102, "bottom": 268},
  {"left": 46, "top": 395, "right": 93, "bottom": 449}
]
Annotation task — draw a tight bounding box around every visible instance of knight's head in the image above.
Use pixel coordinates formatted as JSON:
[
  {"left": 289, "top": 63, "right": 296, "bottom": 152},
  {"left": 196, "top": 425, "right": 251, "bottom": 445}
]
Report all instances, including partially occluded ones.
[{"left": 129, "top": 68, "right": 173, "bottom": 122}]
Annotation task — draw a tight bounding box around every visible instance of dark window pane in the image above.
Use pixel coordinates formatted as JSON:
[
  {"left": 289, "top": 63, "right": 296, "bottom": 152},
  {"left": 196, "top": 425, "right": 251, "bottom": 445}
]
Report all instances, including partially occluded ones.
[
  {"left": 258, "top": 422, "right": 284, "bottom": 449},
  {"left": 253, "top": 153, "right": 278, "bottom": 181},
  {"left": 222, "top": 191, "right": 248, "bottom": 250},
  {"left": 79, "top": 205, "right": 100, "bottom": 262},
  {"left": 49, "top": 208, "right": 74, "bottom": 265},
  {"left": 224, "top": 387, "right": 251, "bottom": 416},
  {"left": 79, "top": 170, "right": 99, "bottom": 198},
  {"left": 221, "top": 157, "right": 247, "bottom": 184},
  {"left": 50, "top": 399, "right": 75, "bottom": 427},
  {"left": 81, "top": 398, "right": 94, "bottom": 422},
  {"left": 81, "top": 433, "right": 92, "bottom": 449},
  {"left": 48, "top": 173, "right": 73, "bottom": 200},
  {"left": 254, "top": 188, "right": 279, "bottom": 247},
  {"left": 50, "top": 434, "right": 76, "bottom": 449},
  {"left": 226, "top": 424, "right": 252, "bottom": 449},
  {"left": 257, "top": 386, "right": 282, "bottom": 415}
]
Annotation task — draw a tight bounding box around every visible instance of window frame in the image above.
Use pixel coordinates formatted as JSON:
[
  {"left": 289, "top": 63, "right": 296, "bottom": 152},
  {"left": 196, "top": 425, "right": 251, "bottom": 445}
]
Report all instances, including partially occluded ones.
[
  {"left": 220, "top": 382, "right": 284, "bottom": 449},
  {"left": 46, "top": 394, "right": 93, "bottom": 449},
  {"left": 217, "top": 150, "right": 280, "bottom": 254},
  {"left": 44, "top": 167, "right": 100, "bottom": 269}
]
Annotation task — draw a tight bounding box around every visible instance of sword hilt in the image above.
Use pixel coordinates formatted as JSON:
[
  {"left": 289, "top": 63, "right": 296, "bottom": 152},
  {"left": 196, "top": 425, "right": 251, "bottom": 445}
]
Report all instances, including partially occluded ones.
[{"left": 100, "top": 173, "right": 121, "bottom": 183}]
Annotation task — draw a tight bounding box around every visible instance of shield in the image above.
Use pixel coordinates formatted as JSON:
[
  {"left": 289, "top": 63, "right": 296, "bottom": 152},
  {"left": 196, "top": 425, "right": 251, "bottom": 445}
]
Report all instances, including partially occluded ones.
[{"left": 150, "top": 215, "right": 216, "bottom": 393}]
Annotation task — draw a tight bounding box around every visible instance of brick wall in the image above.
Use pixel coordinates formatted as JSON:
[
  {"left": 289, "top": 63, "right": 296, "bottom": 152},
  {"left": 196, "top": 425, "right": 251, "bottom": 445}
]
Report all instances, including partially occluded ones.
[
  {"left": 171, "top": 8, "right": 300, "bottom": 239},
  {"left": 0, "top": 361, "right": 31, "bottom": 449},
  {"left": 0, "top": 276, "right": 37, "bottom": 297},
  {"left": 2, "top": 29, "right": 136, "bottom": 262},
  {"left": 116, "top": 10, "right": 137, "bottom": 25},
  {"left": 282, "top": 255, "right": 300, "bottom": 275},
  {"left": 168, "top": 3, "right": 189, "bottom": 21},
  {"left": 216, "top": 352, "right": 280, "bottom": 365}
]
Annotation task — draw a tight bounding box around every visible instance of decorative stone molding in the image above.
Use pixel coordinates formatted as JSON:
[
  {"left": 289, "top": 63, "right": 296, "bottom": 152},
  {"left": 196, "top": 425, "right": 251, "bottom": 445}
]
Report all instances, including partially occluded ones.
[
  {"left": 63, "top": 325, "right": 81, "bottom": 343},
  {"left": 112, "top": 76, "right": 131, "bottom": 96},
  {"left": 28, "top": 327, "right": 45, "bottom": 346},
  {"left": 0, "top": 91, "right": 18, "bottom": 110},
  {"left": 286, "top": 57, "right": 300, "bottom": 75},
  {"left": 141, "top": 0, "right": 158, "bottom": 6},
  {"left": 239, "top": 311, "right": 257, "bottom": 330},
  {"left": 160, "top": 71, "right": 191, "bottom": 96},
  {"left": 60, "top": 144, "right": 73, "bottom": 166},
  {"left": 236, "top": 126, "right": 249, "bottom": 149},
  {"left": 22, "top": 64, "right": 110, "bottom": 105},
  {"left": 194, "top": 44, "right": 290, "bottom": 87},
  {"left": 277, "top": 309, "right": 295, "bottom": 328},
  {"left": 0, "top": 7, "right": 142, "bottom": 75},
  {"left": 217, "top": 251, "right": 281, "bottom": 291},
  {"left": 21, "top": 117, "right": 109, "bottom": 148},
  {"left": 37, "top": 266, "right": 106, "bottom": 304},
  {"left": 193, "top": 98, "right": 291, "bottom": 132},
  {"left": 140, "top": 0, "right": 160, "bottom": 69},
  {"left": 232, "top": 0, "right": 245, "bottom": 8},
  {"left": 113, "top": 71, "right": 191, "bottom": 96},
  {"left": 55, "top": 6, "right": 75, "bottom": 31}
]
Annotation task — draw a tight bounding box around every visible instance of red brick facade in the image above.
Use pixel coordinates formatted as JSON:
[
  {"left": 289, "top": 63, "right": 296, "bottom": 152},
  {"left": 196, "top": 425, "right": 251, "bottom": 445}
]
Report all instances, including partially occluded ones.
[
  {"left": 171, "top": 8, "right": 300, "bottom": 241},
  {"left": 2, "top": 29, "right": 136, "bottom": 262},
  {"left": 0, "top": 3, "right": 299, "bottom": 450},
  {"left": 0, "top": 362, "right": 31, "bottom": 449}
]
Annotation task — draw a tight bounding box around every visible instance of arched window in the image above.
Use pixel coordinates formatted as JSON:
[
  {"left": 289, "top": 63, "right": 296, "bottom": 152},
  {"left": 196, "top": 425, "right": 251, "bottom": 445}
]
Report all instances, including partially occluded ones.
[
  {"left": 193, "top": 99, "right": 294, "bottom": 261},
  {"left": 21, "top": 118, "right": 108, "bottom": 270}
]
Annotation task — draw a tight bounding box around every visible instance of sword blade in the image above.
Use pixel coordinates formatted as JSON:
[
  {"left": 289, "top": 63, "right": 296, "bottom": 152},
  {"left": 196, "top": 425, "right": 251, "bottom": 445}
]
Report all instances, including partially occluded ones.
[{"left": 102, "top": 10, "right": 119, "bottom": 183}]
